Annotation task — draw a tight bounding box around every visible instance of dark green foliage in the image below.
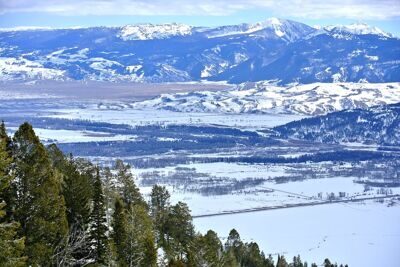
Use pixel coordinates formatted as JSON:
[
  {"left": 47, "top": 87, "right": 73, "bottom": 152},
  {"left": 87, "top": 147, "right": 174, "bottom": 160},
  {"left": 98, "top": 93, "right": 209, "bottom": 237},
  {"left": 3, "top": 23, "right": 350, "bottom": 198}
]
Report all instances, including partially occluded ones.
[
  {"left": 0, "top": 203, "right": 27, "bottom": 267},
  {"left": 150, "top": 184, "right": 171, "bottom": 245},
  {"left": 142, "top": 232, "right": 158, "bottom": 267},
  {"left": 292, "top": 255, "right": 304, "bottom": 267},
  {"left": 0, "top": 132, "right": 27, "bottom": 267},
  {"left": 12, "top": 123, "right": 68, "bottom": 266},
  {"left": 112, "top": 197, "right": 128, "bottom": 265},
  {"left": 165, "top": 201, "right": 195, "bottom": 260},
  {"left": 198, "top": 230, "right": 224, "bottom": 266},
  {"left": 324, "top": 258, "right": 337, "bottom": 267},
  {"left": 89, "top": 168, "right": 108, "bottom": 264},
  {"left": 48, "top": 144, "right": 92, "bottom": 228},
  {"left": 225, "top": 229, "right": 245, "bottom": 264},
  {"left": 277, "top": 255, "right": 289, "bottom": 267},
  {"left": 115, "top": 159, "right": 146, "bottom": 207}
]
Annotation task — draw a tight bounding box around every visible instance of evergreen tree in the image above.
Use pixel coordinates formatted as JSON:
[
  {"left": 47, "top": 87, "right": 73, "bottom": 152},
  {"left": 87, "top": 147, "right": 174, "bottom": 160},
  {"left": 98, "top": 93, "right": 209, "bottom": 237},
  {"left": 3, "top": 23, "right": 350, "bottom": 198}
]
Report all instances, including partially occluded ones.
[
  {"left": 0, "top": 122, "right": 13, "bottom": 216},
  {"left": 48, "top": 144, "right": 92, "bottom": 228},
  {"left": 324, "top": 259, "right": 333, "bottom": 267},
  {"left": 142, "top": 232, "right": 157, "bottom": 267},
  {"left": 292, "top": 255, "right": 304, "bottom": 267},
  {"left": 112, "top": 197, "right": 128, "bottom": 265},
  {"left": 114, "top": 159, "right": 145, "bottom": 207},
  {"left": 48, "top": 144, "right": 94, "bottom": 262},
  {"left": 0, "top": 203, "right": 26, "bottom": 267},
  {"left": 165, "top": 201, "right": 195, "bottom": 261},
  {"left": 200, "top": 230, "right": 223, "bottom": 266},
  {"left": 12, "top": 123, "right": 68, "bottom": 265},
  {"left": 0, "top": 121, "right": 11, "bottom": 149},
  {"left": 225, "top": 229, "right": 244, "bottom": 264},
  {"left": 277, "top": 254, "right": 289, "bottom": 267},
  {"left": 242, "top": 242, "right": 267, "bottom": 267},
  {"left": 0, "top": 131, "right": 27, "bottom": 267},
  {"left": 124, "top": 203, "right": 156, "bottom": 266},
  {"left": 89, "top": 167, "right": 108, "bottom": 264},
  {"left": 150, "top": 184, "right": 171, "bottom": 245}
]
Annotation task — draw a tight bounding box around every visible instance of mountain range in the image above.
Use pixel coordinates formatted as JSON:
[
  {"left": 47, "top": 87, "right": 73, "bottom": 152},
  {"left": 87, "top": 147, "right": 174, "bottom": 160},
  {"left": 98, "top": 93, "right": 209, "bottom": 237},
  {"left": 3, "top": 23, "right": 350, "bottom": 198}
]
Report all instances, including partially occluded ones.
[{"left": 0, "top": 18, "right": 399, "bottom": 84}]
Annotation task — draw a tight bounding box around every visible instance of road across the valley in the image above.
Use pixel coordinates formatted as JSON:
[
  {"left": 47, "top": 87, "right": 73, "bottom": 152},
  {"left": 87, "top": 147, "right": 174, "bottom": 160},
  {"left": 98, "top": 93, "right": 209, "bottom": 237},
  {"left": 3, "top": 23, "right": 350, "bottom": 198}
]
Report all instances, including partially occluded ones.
[{"left": 192, "top": 194, "right": 400, "bottom": 218}]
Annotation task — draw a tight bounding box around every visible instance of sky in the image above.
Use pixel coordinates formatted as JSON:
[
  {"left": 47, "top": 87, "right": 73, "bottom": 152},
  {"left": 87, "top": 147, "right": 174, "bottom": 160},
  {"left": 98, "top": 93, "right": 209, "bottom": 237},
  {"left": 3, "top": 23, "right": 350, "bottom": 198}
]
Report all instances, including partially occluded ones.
[{"left": 0, "top": 0, "right": 399, "bottom": 36}]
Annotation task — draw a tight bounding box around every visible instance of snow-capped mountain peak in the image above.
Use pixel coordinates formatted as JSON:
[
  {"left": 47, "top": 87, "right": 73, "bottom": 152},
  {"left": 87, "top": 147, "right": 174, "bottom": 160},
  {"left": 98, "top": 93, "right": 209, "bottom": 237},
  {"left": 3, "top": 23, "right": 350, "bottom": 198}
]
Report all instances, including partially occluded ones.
[
  {"left": 324, "top": 23, "right": 393, "bottom": 38},
  {"left": 118, "top": 23, "right": 193, "bottom": 41},
  {"left": 204, "top": 17, "right": 314, "bottom": 42}
]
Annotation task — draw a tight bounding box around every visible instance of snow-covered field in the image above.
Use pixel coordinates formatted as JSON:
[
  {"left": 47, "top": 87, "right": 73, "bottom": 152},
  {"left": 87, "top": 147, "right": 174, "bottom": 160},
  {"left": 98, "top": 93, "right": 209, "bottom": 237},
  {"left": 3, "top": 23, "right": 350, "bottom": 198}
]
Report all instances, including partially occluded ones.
[
  {"left": 8, "top": 127, "right": 139, "bottom": 143},
  {"left": 49, "top": 107, "right": 305, "bottom": 129},
  {"left": 194, "top": 200, "right": 400, "bottom": 266}
]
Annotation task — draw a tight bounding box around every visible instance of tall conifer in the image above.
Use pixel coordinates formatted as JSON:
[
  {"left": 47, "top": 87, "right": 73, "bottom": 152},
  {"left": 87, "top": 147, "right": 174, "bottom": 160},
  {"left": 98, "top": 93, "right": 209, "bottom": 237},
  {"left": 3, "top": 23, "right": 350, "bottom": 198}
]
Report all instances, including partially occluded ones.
[{"left": 12, "top": 123, "right": 68, "bottom": 265}]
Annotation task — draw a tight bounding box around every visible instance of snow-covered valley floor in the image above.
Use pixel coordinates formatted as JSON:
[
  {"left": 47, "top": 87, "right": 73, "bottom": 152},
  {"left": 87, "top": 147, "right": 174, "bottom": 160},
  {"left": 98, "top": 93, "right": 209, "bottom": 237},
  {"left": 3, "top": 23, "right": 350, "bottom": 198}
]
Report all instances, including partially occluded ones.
[
  {"left": 1, "top": 94, "right": 399, "bottom": 266},
  {"left": 194, "top": 200, "right": 400, "bottom": 266}
]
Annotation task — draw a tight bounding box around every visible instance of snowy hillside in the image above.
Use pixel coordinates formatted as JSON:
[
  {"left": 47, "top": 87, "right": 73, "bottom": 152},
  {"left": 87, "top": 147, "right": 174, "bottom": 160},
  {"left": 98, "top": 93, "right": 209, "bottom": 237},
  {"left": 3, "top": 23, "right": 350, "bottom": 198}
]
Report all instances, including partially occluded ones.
[
  {"left": 202, "top": 18, "right": 314, "bottom": 42},
  {"left": 274, "top": 102, "right": 400, "bottom": 146},
  {"left": 121, "top": 82, "right": 400, "bottom": 115},
  {"left": 323, "top": 23, "right": 393, "bottom": 38},
  {"left": 0, "top": 19, "right": 398, "bottom": 84},
  {"left": 118, "top": 23, "right": 193, "bottom": 40}
]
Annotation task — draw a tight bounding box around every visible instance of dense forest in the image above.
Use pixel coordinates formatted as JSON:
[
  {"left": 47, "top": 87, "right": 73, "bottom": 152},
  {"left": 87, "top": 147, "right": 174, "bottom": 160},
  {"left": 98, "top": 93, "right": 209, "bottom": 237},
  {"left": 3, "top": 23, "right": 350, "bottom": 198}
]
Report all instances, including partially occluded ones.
[{"left": 0, "top": 122, "right": 347, "bottom": 267}]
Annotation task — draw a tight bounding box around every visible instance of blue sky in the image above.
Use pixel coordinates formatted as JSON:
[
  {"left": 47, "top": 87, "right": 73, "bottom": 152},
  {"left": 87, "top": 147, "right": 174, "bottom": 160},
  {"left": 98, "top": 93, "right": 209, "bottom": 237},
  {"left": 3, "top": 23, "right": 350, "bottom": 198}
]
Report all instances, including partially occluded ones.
[{"left": 1, "top": 0, "right": 399, "bottom": 36}]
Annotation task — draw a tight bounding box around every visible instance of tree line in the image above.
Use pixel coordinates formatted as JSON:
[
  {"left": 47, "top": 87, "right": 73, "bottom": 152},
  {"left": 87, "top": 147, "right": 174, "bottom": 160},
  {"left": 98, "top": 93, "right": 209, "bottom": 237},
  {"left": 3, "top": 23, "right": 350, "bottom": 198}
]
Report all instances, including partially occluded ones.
[{"left": 0, "top": 122, "right": 347, "bottom": 266}]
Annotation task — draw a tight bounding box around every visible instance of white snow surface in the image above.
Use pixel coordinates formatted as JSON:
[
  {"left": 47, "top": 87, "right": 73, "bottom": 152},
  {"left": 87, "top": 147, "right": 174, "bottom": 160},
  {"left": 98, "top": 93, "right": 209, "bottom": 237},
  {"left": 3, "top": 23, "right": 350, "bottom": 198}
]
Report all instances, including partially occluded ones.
[
  {"left": 0, "top": 57, "right": 66, "bottom": 81},
  {"left": 119, "top": 23, "right": 193, "bottom": 40},
  {"left": 194, "top": 201, "right": 400, "bottom": 267},
  {"left": 203, "top": 18, "right": 311, "bottom": 42},
  {"left": 7, "top": 128, "right": 139, "bottom": 143},
  {"left": 50, "top": 107, "right": 305, "bottom": 129},
  {"left": 122, "top": 82, "right": 400, "bottom": 116},
  {"left": 324, "top": 23, "right": 393, "bottom": 38}
]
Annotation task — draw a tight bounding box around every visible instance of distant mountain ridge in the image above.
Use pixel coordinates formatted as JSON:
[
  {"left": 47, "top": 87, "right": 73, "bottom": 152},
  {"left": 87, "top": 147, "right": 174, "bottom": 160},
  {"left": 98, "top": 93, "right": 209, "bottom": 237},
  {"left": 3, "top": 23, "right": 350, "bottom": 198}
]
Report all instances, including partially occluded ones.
[
  {"left": 111, "top": 82, "right": 400, "bottom": 116},
  {"left": 0, "top": 18, "right": 399, "bottom": 84}
]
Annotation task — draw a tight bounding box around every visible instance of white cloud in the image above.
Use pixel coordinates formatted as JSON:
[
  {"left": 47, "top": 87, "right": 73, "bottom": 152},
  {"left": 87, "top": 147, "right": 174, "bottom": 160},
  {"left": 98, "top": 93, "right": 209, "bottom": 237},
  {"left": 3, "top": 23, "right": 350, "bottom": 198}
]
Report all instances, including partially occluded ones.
[{"left": 0, "top": 0, "right": 399, "bottom": 20}]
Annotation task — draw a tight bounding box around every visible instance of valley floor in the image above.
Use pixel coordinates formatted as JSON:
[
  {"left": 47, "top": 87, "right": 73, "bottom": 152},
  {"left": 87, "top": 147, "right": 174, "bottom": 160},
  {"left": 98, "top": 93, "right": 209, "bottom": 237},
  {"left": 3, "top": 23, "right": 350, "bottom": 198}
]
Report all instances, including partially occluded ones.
[
  {"left": 194, "top": 200, "right": 400, "bottom": 267},
  {"left": 1, "top": 88, "right": 399, "bottom": 266}
]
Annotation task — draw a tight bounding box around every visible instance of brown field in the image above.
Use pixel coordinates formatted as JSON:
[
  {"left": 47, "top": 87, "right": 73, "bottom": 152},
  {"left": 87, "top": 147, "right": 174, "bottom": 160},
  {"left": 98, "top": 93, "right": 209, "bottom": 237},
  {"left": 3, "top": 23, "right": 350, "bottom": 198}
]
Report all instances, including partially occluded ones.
[{"left": 0, "top": 80, "right": 234, "bottom": 101}]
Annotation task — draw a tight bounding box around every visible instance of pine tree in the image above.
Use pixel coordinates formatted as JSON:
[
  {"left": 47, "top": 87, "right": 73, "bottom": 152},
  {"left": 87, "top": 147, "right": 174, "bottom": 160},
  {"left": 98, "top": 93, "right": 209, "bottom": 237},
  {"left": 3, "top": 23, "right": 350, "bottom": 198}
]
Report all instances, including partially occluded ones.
[
  {"left": 125, "top": 203, "right": 156, "bottom": 266},
  {"left": 48, "top": 144, "right": 92, "bottom": 228},
  {"left": 0, "top": 130, "right": 27, "bottom": 267},
  {"left": 142, "top": 232, "right": 157, "bottom": 267},
  {"left": 112, "top": 195, "right": 157, "bottom": 266},
  {"left": 0, "top": 203, "right": 27, "bottom": 267},
  {"left": 112, "top": 197, "right": 128, "bottom": 265},
  {"left": 277, "top": 254, "right": 289, "bottom": 267},
  {"left": 89, "top": 167, "right": 108, "bottom": 264},
  {"left": 150, "top": 185, "right": 171, "bottom": 245},
  {"left": 0, "top": 121, "right": 11, "bottom": 149},
  {"left": 0, "top": 121, "right": 13, "bottom": 216},
  {"left": 12, "top": 123, "right": 68, "bottom": 265},
  {"left": 199, "top": 230, "right": 224, "bottom": 266},
  {"left": 114, "top": 159, "right": 145, "bottom": 207},
  {"left": 324, "top": 259, "right": 333, "bottom": 267},
  {"left": 293, "top": 255, "right": 304, "bottom": 267},
  {"left": 165, "top": 201, "right": 195, "bottom": 261},
  {"left": 225, "top": 229, "right": 244, "bottom": 264},
  {"left": 47, "top": 144, "right": 93, "bottom": 262}
]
